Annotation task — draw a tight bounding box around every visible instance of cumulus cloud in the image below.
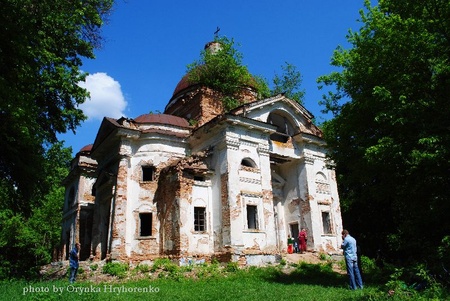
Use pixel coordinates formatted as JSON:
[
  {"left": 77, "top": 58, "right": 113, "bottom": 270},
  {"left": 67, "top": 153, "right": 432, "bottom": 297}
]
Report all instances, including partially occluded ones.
[{"left": 78, "top": 72, "right": 127, "bottom": 120}]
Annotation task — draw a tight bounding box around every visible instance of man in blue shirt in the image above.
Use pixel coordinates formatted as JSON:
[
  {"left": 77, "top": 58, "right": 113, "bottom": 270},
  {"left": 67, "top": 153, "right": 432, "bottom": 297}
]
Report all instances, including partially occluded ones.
[
  {"left": 341, "top": 230, "right": 363, "bottom": 290},
  {"left": 69, "top": 243, "right": 80, "bottom": 284}
]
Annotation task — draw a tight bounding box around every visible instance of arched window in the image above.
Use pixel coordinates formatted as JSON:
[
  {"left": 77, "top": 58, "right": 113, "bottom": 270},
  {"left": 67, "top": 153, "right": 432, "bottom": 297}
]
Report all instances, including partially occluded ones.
[
  {"left": 267, "top": 111, "right": 296, "bottom": 142},
  {"left": 241, "top": 158, "right": 257, "bottom": 168},
  {"left": 315, "top": 172, "right": 331, "bottom": 195}
]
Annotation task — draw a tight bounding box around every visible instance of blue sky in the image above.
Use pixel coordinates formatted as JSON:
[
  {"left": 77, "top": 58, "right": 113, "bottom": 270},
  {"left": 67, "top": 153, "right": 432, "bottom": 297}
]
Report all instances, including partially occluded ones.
[{"left": 60, "top": 0, "right": 367, "bottom": 155}]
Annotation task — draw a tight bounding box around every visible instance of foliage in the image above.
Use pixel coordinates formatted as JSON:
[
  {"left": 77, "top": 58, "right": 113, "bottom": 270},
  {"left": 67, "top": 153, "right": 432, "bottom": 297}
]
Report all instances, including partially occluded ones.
[
  {"left": 102, "top": 262, "right": 129, "bottom": 278},
  {"left": 150, "top": 258, "right": 177, "bottom": 272},
  {"left": 186, "top": 36, "right": 304, "bottom": 111},
  {"left": 2, "top": 260, "right": 449, "bottom": 300},
  {"left": 0, "top": 0, "right": 113, "bottom": 279},
  {"left": 89, "top": 264, "right": 98, "bottom": 272},
  {"left": 272, "top": 62, "right": 305, "bottom": 104},
  {"left": 135, "top": 263, "right": 150, "bottom": 273},
  {"left": 0, "top": 0, "right": 112, "bottom": 205},
  {"left": 187, "top": 36, "right": 257, "bottom": 110},
  {"left": 225, "top": 261, "right": 240, "bottom": 272},
  {"left": 318, "top": 252, "right": 331, "bottom": 261},
  {"left": 0, "top": 142, "right": 72, "bottom": 279},
  {"left": 318, "top": 0, "right": 450, "bottom": 268}
]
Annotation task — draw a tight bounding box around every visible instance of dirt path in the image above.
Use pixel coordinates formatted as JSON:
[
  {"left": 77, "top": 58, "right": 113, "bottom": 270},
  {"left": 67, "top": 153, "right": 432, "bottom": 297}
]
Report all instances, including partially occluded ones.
[{"left": 284, "top": 251, "right": 346, "bottom": 274}]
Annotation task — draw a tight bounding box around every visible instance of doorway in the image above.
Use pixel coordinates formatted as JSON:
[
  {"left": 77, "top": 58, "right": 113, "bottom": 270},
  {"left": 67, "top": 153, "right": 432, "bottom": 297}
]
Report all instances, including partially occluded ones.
[{"left": 290, "top": 223, "right": 299, "bottom": 252}]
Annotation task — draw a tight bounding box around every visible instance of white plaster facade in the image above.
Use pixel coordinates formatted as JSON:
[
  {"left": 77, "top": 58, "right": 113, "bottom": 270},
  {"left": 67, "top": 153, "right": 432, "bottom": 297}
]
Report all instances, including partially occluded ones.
[{"left": 61, "top": 55, "right": 343, "bottom": 266}]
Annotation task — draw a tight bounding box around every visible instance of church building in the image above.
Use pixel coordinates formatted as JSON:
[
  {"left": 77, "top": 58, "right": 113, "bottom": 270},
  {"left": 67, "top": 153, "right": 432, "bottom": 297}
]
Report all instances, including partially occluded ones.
[{"left": 61, "top": 41, "right": 343, "bottom": 265}]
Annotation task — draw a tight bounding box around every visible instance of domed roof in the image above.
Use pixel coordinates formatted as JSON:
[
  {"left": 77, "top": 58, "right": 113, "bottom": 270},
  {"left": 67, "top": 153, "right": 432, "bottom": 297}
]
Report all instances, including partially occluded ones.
[
  {"left": 134, "top": 113, "right": 189, "bottom": 127},
  {"left": 79, "top": 144, "right": 93, "bottom": 153},
  {"left": 172, "top": 73, "right": 196, "bottom": 97},
  {"left": 171, "top": 69, "right": 258, "bottom": 99}
]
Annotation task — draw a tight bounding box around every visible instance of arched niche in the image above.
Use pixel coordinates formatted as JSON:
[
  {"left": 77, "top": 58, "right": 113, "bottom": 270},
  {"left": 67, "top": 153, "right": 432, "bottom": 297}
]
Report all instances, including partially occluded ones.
[{"left": 267, "top": 110, "right": 297, "bottom": 142}]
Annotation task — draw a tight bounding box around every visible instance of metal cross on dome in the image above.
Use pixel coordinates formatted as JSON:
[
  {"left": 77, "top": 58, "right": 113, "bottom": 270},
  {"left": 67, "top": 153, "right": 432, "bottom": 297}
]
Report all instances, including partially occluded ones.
[{"left": 214, "top": 26, "right": 220, "bottom": 38}]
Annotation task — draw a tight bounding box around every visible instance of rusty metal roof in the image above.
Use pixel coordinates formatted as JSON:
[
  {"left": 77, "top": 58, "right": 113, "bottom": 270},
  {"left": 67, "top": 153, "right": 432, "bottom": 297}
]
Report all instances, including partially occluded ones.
[
  {"left": 79, "top": 144, "right": 93, "bottom": 153},
  {"left": 134, "top": 113, "right": 189, "bottom": 127},
  {"left": 172, "top": 73, "right": 197, "bottom": 96}
]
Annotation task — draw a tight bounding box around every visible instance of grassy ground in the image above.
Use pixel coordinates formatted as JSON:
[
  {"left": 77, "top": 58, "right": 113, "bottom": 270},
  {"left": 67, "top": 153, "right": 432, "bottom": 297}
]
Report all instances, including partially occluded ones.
[{"left": 1, "top": 258, "right": 448, "bottom": 300}]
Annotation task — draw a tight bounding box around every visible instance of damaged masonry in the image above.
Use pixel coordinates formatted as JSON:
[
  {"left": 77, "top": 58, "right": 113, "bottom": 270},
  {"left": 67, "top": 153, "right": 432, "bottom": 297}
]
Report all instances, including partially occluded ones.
[{"left": 60, "top": 42, "right": 343, "bottom": 266}]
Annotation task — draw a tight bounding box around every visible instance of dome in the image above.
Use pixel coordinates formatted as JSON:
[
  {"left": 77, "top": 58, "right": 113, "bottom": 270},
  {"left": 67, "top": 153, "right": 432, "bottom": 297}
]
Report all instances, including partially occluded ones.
[
  {"left": 172, "top": 73, "right": 196, "bottom": 97},
  {"left": 78, "top": 144, "right": 93, "bottom": 154},
  {"left": 134, "top": 113, "right": 189, "bottom": 127},
  {"left": 171, "top": 68, "right": 258, "bottom": 99}
]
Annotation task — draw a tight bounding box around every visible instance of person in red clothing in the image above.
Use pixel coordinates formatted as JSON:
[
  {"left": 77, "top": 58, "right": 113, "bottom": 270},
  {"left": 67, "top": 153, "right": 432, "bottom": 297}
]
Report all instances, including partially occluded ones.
[
  {"left": 287, "top": 235, "right": 294, "bottom": 254},
  {"left": 298, "top": 228, "right": 307, "bottom": 253}
]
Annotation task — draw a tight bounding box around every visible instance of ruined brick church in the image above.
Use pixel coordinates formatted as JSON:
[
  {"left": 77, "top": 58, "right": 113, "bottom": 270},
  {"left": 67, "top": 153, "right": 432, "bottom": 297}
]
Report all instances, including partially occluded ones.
[{"left": 61, "top": 41, "right": 343, "bottom": 265}]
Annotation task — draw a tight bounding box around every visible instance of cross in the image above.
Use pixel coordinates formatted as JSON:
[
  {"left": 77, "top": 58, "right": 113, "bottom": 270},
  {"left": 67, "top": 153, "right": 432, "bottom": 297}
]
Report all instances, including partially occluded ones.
[{"left": 214, "top": 26, "right": 220, "bottom": 37}]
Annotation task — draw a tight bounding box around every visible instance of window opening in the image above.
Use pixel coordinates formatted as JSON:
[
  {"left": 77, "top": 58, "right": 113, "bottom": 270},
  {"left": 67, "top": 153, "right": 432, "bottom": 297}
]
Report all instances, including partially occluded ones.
[
  {"left": 139, "top": 213, "right": 152, "bottom": 236},
  {"left": 268, "top": 112, "right": 295, "bottom": 143},
  {"left": 194, "top": 175, "right": 205, "bottom": 182},
  {"left": 247, "top": 205, "right": 258, "bottom": 229},
  {"left": 241, "top": 158, "right": 256, "bottom": 168},
  {"left": 142, "top": 166, "right": 156, "bottom": 181},
  {"left": 69, "top": 187, "right": 76, "bottom": 206},
  {"left": 322, "top": 212, "right": 332, "bottom": 234},
  {"left": 194, "top": 207, "right": 206, "bottom": 231}
]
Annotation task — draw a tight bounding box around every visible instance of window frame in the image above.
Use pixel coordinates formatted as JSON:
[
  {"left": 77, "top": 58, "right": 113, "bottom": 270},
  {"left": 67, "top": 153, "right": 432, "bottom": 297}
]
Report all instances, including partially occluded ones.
[
  {"left": 246, "top": 205, "right": 258, "bottom": 230},
  {"left": 139, "top": 212, "right": 153, "bottom": 237},
  {"left": 142, "top": 166, "right": 156, "bottom": 182},
  {"left": 194, "top": 207, "right": 207, "bottom": 232},
  {"left": 321, "top": 211, "right": 332, "bottom": 235}
]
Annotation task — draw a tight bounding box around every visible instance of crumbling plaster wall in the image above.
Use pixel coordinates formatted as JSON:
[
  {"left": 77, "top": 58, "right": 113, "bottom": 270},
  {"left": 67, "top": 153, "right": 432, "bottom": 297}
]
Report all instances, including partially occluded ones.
[
  {"left": 223, "top": 128, "right": 278, "bottom": 261},
  {"left": 273, "top": 160, "right": 303, "bottom": 244},
  {"left": 155, "top": 165, "right": 181, "bottom": 256},
  {"left": 123, "top": 136, "right": 189, "bottom": 260},
  {"left": 302, "top": 145, "right": 342, "bottom": 252},
  {"left": 61, "top": 154, "right": 97, "bottom": 260},
  {"left": 244, "top": 102, "right": 342, "bottom": 252},
  {"left": 179, "top": 176, "right": 214, "bottom": 256}
]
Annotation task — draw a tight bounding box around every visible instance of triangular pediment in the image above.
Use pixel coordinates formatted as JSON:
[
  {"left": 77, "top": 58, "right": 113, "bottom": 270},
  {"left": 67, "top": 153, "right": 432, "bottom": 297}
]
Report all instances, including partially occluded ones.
[{"left": 231, "top": 94, "right": 322, "bottom": 138}]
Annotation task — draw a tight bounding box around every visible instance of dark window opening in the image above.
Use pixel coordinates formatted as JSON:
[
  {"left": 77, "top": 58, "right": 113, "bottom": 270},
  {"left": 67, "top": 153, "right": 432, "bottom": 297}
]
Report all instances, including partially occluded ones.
[
  {"left": 142, "top": 166, "right": 156, "bottom": 181},
  {"left": 247, "top": 205, "right": 258, "bottom": 229},
  {"left": 322, "top": 212, "right": 332, "bottom": 234},
  {"left": 268, "top": 112, "right": 295, "bottom": 143},
  {"left": 194, "top": 175, "right": 205, "bottom": 182},
  {"left": 270, "top": 132, "right": 290, "bottom": 143},
  {"left": 241, "top": 158, "right": 256, "bottom": 168},
  {"left": 140, "top": 213, "right": 153, "bottom": 236},
  {"left": 69, "top": 187, "right": 76, "bottom": 206},
  {"left": 194, "top": 207, "right": 206, "bottom": 231}
]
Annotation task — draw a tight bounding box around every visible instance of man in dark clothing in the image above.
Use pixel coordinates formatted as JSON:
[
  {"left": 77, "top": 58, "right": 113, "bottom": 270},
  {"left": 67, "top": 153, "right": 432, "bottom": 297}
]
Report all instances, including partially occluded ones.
[{"left": 69, "top": 243, "right": 80, "bottom": 284}]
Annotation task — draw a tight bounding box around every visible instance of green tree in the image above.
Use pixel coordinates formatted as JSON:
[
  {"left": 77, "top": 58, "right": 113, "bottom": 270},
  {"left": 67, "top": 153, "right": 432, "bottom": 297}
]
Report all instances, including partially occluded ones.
[
  {"left": 272, "top": 62, "right": 305, "bottom": 104},
  {"left": 0, "top": 0, "right": 113, "bottom": 278},
  {"left": 318, "top": 0, "right": 450, "bottom": 265},
  {"left": 0, "top": 0, "right": 112, "bottom": 211},
  {"left": 186, "top": 37, "right": 306, "bottom": 110},
  {"left": 0, "top": 142, "right": 72, "bottom": 278},
  {"left": 187, "top": 36, "right": 260, "bottom": 111}
]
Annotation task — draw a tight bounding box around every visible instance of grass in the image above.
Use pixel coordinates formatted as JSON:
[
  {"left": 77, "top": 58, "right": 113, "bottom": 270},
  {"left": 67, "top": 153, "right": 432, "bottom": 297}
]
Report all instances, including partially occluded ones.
[{"left": 1, "top": 260, "right": 448, "bottom": 301}]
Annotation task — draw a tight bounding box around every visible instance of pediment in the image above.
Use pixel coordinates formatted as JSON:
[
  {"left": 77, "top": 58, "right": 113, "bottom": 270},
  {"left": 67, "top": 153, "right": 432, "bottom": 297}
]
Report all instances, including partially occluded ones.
[{"left": 231, "top": 94, "right": 322, "bottom": 138}]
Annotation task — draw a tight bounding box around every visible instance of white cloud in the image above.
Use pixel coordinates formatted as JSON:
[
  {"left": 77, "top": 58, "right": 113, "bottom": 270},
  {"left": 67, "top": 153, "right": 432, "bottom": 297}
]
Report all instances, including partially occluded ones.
[{"left": 78, "top": 72, "right": 127, "bottom": 120}]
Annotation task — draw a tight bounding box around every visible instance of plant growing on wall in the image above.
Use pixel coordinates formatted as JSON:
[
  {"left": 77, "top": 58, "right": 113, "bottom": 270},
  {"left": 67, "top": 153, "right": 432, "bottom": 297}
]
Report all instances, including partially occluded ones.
[
  {"left": 186, "top": 36, "right": 270, "bottom": 111},
  {"left": 186, "top": 36, "right": 305, "bottom": 111}
]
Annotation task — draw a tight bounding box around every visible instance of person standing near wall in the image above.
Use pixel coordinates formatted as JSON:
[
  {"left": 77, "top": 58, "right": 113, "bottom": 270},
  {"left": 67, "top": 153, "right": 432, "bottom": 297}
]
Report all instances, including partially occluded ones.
[
  {"left": 341, "top": 230, "right": 363, "bottom": 290},
  {"left": 298, "top": 228, "right": 307, "bottom": 253},
  {"left": 69, "top": 242, "right": 80, "bottom": 284},
  {"left": 287, "top": 235, "right": 294, "bottom": 254}
]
